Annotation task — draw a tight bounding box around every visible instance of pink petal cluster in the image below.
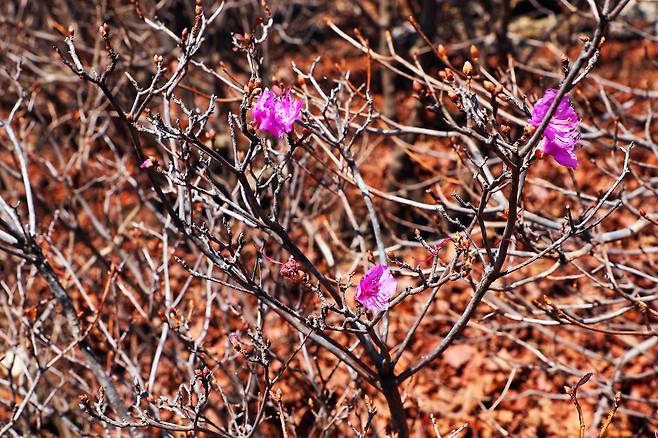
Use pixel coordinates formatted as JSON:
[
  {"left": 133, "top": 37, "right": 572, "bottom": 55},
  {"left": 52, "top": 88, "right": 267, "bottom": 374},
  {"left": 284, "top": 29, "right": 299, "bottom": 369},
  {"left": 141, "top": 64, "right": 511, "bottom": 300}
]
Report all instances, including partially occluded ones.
[
  {"left": 252, "top": 88, "right": 303, "bottom": 138},
  {"left": 280, "top": 257, "right": 303, "bottom": 283},
  {"left": 139, "top": 157, "right": 154, "bottom": 169},
  {"left": 355, "top": 264, "right": 397, "bottom": 312},
  {"left": 529, "top": 88, "right": 581, "bottom": 169}
]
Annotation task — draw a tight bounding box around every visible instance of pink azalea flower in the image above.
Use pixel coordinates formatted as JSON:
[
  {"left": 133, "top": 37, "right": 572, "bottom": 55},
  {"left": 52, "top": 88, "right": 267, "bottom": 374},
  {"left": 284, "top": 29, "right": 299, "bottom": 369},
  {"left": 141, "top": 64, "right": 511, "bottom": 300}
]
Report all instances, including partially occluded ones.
[
  {"left": 529, "top": 88, "right": 581, "bottom": 169},
  {"left": 139, "top": 157, "right": 154, "bottom": 169},
  {"left": 355, "top": 264, "right": 397, "bottom": 312},
  {"left": 252, "top": 88, "right": 303, "bottom": 138}
]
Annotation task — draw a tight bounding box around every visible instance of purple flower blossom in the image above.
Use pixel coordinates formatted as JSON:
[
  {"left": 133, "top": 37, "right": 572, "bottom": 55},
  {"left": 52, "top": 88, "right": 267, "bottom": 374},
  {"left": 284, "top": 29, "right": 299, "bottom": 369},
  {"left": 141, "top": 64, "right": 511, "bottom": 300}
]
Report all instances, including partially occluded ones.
[
  {"left": 139, "top": 157, "right": 155, "bottom": 169},
  {"left": 252, "top": 88, "right": 303, "bottom": 138},
  {"left": 529, "top": 88, "right": 581, "bottom": 169},
  {"left": 355, "top": 264, "right": 397, "bottom": 312}
]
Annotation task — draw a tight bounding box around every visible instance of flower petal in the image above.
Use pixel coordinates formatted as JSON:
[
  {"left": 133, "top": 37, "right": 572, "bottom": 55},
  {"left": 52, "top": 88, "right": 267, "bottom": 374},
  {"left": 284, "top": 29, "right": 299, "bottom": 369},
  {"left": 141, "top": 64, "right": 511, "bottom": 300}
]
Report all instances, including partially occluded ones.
[
  {"left": 252, "top": 88, "right": 302, "bottom": 138},
  {"left": 354, "top": 264, "right": 396, "bottom": 311},
  {"left": 529, "top": 88, "right": 581, "bottom": 169}
]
